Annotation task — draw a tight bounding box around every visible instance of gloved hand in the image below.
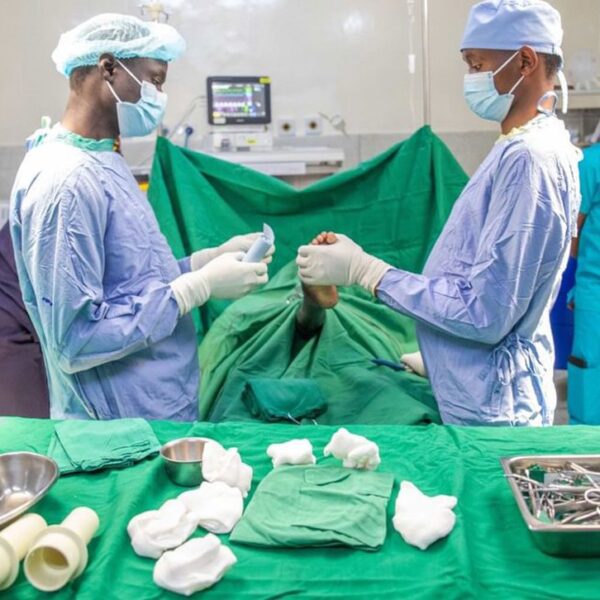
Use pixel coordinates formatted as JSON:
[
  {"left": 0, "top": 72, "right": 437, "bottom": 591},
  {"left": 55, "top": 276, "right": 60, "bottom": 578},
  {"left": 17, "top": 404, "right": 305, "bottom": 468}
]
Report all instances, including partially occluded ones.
[
  {"left": 400, "top": 351, "right": 427, "bottom": 377},
  {"left": 170, "top": 252, "right": 268, "bottom": 315},
  {"left": 191, "top": 233, "right": 275, "bottom": 270},
  {"left": 296, "top": 233, "right": 391, "bottom": 293}
]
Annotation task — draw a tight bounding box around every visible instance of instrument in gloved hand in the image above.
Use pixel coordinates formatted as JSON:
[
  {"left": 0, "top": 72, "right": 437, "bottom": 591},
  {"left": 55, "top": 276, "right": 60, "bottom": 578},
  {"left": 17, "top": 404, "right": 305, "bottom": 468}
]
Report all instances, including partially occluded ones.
[
  {"left": 190, "top": 228, "right": 275, "bottom": 270},
  {"left": 170, "top": 252, "right": 268, "bottom": 315}
]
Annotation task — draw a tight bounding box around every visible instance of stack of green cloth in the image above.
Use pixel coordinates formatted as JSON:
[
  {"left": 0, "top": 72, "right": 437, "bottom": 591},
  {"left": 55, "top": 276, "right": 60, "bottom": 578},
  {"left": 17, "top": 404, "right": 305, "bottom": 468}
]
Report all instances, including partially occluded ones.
[
  {"left": 47, "top": 418, "right": 160, "bottom": 474},
  {"left": 231, "top": 466, "right": 394, "bottom": 551},
  {"left": 242, "top": 378, "right": 327, "bottom": 423}
]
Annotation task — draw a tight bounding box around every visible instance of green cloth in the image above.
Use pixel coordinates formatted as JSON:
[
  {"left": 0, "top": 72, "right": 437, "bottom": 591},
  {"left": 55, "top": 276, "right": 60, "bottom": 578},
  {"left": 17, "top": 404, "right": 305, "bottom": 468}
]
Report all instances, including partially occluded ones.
[
  {"left": 148, "top": 126, "right": 467, "bottom": 342},
  {"left": 47, "top": 418, "right": 160, "bottom": 474},
  {"left": 2, "top": 417, "right": 600, "bottom": 598},
  {"left": 148, "top": 127, "right": 467, "bottom": 425},
  {"left": 242, "top": 378, "right": 327, "bottom": 422},
  {"left": 231, "top": 466, "right": 393, "bottom": 551},
  {"left": 199, "top": 263, "right": 441, "bottom": 425}
]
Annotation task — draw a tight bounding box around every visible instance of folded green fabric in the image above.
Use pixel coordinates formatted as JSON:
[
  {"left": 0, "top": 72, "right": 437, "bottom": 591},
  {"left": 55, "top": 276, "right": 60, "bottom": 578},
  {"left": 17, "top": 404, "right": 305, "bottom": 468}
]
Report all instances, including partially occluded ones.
[
  {"left": 230, "top": 466, "right": 394, "bottom": 551},
  {"left": 47, "top": 418, "right": 160, "bottom": 474},
  {"left": 242, "top": 378, "right": 327, "bottom": 423}
]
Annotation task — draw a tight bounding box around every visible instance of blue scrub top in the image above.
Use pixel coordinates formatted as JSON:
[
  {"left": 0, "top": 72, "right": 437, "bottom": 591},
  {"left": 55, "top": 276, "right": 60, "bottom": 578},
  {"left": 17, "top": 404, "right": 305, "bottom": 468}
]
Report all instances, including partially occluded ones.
[
  {"left": 377, "top": 116, "right": 581, "bottom": 426},
  {"left": 10, "top": 127, "right": 199, "bottom": 420},
  {"left": 574, "top": 143, "right": 600, "bottom": 310}
]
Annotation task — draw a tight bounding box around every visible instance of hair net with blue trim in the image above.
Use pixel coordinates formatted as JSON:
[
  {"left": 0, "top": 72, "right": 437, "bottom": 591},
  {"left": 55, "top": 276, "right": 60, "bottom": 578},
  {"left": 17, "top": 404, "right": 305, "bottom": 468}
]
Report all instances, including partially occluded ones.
[{"left": 52, "top": 13, "right": 186, "bottom": 77}]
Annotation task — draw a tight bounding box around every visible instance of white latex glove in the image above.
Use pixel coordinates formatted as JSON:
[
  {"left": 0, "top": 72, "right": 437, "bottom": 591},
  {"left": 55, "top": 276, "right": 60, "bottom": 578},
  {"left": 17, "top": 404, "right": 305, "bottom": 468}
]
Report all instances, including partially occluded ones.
[
  {"left": 170, "top": 252, "right": 268, "bottom": 315},
  {"left": 400, "top": 351, "right": 427, "bottom": 377},
  {"left": 296, "top": 234, "right": 391, "bottom": 294},
  {"left": 191, "top": 233, "right": 275, "bottom": 270}
]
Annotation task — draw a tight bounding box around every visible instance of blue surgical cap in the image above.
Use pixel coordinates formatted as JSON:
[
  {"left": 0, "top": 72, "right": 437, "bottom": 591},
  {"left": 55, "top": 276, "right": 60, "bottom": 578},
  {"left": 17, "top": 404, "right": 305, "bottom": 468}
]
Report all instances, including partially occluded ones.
[
  {"left": 52, "top": 13, "right": 186, "bottom": 77},
  {"left": 460, "top": 0, "right": 563, "bottom": 63}
]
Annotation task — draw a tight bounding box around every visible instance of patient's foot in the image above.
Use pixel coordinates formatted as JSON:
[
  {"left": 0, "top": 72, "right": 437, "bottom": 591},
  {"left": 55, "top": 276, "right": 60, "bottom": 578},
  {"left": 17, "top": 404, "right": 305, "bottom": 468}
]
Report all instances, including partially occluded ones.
[
  {"left": 301, "top": 232, "right": 339, "bottom": 309},
  {"left": 296, "top": 232, "right": 339, "bottom": 337}
]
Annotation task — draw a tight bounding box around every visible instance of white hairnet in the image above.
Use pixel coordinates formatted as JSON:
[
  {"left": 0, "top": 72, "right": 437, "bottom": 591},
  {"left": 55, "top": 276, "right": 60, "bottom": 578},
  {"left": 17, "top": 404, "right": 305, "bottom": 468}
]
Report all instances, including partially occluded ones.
[{"left": 52, "top": 13, "right": 186, "bottom": 77}]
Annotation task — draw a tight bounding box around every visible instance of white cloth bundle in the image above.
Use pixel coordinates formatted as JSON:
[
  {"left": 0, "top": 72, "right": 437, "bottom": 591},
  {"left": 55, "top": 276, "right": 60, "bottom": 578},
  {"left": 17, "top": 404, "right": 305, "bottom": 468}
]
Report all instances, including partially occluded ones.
[
  {"left": 178, "top": 481, "right": 244, "bottom": 534},
  {"left": 202, "top": 440, "right": 253, "bottom": 497},
  {"left": 127, "top": 499, "right": 197, "bottom": 558},
  {"left": 154, "top": 533, "right": 237, "bottom": 596},
  {"left": 267, "top": 439, "right": 316, "bottom": 468},
  {"left": 323, "top": 427, "right": 380, "bottom": 470},
  {"left": 392, "top": 481, "right": 457, "bottom": 550}
]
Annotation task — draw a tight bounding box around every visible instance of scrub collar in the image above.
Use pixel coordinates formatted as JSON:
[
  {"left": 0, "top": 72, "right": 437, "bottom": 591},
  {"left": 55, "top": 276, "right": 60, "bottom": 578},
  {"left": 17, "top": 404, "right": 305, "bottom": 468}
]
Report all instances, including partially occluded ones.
[{"left": 52, "top": 124, "right": 118, "bottom": 152}]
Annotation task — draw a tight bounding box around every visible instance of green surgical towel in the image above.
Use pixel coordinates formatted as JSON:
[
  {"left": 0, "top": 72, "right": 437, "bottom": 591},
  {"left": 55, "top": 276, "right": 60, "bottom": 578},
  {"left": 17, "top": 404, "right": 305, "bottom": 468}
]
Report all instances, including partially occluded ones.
[
  {"left": 230, "top": 466, "right": 394, "bottom": 551},
  {"left": 242, "top": 378, "right": 327, "bottom": 422},
  {"left": 47, "top": 418, "right": 160, "bottom": 474}
]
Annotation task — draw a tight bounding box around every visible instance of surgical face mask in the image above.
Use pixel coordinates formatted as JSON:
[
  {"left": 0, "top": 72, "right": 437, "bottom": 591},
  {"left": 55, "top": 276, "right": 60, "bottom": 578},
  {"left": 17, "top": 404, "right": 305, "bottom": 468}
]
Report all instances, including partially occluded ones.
[
  {"left": 106, "top": 60, "right": 167, "bottom": 137},
  {"left": 463, "top": 51, "right": 524, "bottom": 122}
]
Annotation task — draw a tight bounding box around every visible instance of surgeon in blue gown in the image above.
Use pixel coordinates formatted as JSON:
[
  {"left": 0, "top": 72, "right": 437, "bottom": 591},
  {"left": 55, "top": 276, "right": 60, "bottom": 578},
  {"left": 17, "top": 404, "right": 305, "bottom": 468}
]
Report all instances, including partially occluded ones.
[
  {"left": 297, "top": 0, "right": 581, "bottom": 426},
  {"left": 10, "top": 15, "right": 271, "bottom": 420}
]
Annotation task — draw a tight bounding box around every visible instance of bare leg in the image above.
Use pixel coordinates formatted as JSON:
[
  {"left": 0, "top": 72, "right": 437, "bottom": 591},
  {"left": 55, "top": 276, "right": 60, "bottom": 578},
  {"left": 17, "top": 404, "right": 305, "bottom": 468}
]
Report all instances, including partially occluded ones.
[{"left": 296, "top": 232, "right": 339, "bottom": 337}]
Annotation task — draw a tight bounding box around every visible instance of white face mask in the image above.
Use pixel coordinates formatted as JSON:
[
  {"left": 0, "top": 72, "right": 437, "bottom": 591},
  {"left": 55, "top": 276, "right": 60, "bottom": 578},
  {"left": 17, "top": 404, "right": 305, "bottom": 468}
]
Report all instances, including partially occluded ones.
[
  {"left": 106, "top": 60, "right": 167, "bottom": 137},
  {"left": 463, "top": 51, "right": 524, "bottom": 122}
]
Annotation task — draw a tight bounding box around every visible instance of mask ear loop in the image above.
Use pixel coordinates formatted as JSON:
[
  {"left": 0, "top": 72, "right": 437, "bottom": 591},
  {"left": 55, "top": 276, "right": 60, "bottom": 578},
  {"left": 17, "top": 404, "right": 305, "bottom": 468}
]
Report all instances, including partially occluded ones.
[
  {"left": 116, "top": 59, "right": 143, "bottom": 86},
  {"left": 105, "top": 80, "right": 122, "bottom": 103},
  {"left": 557, "top": 69, "right": 569, "bottom": 114},
  {"left": 537, "top": 91, "right": 558, "bottom": 116}
]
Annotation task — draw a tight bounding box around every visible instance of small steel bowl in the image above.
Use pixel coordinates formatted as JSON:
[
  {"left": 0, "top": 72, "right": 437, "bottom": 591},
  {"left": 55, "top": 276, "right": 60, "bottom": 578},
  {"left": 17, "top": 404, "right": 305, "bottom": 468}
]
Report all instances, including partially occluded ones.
[
  {"left": 0, "top": 452, "right": 59, "bottom": 527},
  {"left": 160, "top": 437, "right": 209, "bottom": 487}
]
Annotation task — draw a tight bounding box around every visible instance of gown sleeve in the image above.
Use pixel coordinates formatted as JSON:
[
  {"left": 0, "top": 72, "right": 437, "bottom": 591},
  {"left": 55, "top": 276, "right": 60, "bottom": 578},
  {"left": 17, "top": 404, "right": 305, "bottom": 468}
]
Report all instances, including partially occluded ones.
[
  {"left": 377, "top": 148, "right": 567, "bottom": 345},
  {"left": 24, "top": 167, "right": 182, "bottom": 374}
]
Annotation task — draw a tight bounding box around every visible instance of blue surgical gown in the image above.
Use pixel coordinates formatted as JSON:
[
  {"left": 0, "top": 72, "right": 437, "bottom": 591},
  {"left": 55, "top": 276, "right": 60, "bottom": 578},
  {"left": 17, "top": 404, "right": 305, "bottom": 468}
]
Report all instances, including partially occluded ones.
[
  {"left": 10, "top": 131, "right": 199, "bottom": 420},
  {"left": 377, "top": 116, "right": 581, "bottom": 426}
]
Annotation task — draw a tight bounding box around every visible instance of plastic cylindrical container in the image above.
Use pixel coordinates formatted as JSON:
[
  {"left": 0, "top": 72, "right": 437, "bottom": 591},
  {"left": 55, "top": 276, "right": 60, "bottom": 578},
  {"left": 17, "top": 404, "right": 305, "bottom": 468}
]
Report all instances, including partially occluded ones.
[
  {"left": 24, "top": 507, "right": 99, "bottom": 592},
  {"left": 242, "top": 224, "right": 274, "bottom": 263},
  {"left": 0, "top": 513, "right": 47, "bottom": 590}
]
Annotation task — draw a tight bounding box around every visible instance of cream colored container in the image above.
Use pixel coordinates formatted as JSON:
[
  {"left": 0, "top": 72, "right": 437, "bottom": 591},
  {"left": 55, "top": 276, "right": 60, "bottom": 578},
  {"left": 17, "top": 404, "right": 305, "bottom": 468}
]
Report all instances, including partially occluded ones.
[
  {"left": 24, "top": 507, "right": 99, "bottom": 592},
  {"left": 0, "top": 513, "right": 47, "bottom": 590}
]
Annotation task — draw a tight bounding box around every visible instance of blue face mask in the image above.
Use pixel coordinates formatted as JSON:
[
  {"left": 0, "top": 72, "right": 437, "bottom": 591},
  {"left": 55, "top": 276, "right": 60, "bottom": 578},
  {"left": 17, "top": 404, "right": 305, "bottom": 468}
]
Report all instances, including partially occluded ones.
[
  {"left": 463, "top": 51, "right": 524, "bottom": 122},
  {"left": 106, "top": 60, "right": 167, "bottom": 137}
]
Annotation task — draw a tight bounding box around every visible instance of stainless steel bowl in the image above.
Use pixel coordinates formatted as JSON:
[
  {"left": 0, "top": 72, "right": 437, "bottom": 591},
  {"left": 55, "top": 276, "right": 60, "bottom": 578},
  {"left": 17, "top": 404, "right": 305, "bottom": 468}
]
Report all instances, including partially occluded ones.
[
  {"left": 160, "top": 438, "right": 209, "bottom": 487},
  {"left": 0, "top": 452, "right": 59, "bottom": 527}
]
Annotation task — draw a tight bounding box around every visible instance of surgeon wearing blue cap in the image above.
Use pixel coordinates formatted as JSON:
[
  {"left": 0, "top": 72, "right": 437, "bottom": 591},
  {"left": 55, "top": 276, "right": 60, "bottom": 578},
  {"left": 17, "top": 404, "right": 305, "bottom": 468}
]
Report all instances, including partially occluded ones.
[
  {"left": 9, "top": 15, "right": 273, "bottom": 420},
  {"left": 297, "top": 0, "right": 581, "bottom": 426}
]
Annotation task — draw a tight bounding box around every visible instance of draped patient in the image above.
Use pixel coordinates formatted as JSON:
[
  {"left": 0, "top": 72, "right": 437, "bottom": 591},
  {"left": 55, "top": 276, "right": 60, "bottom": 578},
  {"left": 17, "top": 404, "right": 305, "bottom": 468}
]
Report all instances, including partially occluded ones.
[{"left": 295, "top": 232, "right": 339, "bottom": 337}]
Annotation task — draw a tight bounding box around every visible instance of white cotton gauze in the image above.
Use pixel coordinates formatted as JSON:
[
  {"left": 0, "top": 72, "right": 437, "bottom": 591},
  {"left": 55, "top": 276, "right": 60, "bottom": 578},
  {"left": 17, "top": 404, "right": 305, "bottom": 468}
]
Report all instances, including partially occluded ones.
[
  {"left": 127, "top": 499, "right": 197, "bottom": 559},
  {"left": 153, "top": 533, "right": 237, "bottom": 596},
  {"left": 178, "top": 481, "right": 244, "bottom": 534},
  {"left": 392, "top": 481, "right": 457, "bottom": 550},
  {"left": 267, "top": 439, "right": 316, "bottom": 468},
  {"left": 323, "top": 427, "right": 381, "bottom": 470},
  {"left": 201, "top": 440, "right": 253, "bottom": 497}
]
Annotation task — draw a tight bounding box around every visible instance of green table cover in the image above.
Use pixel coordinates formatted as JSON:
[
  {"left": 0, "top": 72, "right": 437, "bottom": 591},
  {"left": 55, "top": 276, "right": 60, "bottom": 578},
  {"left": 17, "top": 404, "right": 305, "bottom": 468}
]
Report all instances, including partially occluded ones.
[{"left": 2, "top": 417, "right": 600, "bottom": 599}]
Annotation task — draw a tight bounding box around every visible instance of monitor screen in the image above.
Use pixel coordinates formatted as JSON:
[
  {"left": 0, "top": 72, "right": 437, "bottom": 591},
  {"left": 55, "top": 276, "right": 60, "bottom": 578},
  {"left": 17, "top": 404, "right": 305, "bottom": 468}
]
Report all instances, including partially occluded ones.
[{"left": 207, "top": 76, "right": 271, "bottom": 125}]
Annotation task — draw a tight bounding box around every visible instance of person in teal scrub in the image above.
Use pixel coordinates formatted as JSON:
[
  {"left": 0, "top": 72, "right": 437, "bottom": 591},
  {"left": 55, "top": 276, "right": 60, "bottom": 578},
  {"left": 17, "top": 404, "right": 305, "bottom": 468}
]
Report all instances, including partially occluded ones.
[{"left": 568, "top": 143, "right": 600, "bottom": 424}]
